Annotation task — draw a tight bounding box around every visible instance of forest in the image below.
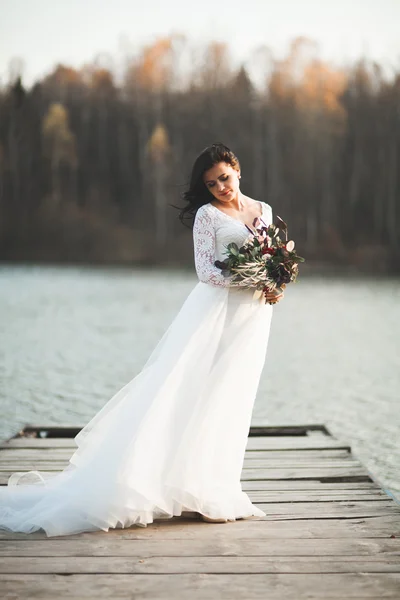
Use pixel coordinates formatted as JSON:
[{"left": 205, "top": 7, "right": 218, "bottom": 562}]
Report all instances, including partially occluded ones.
[{"left": 0, "top": 36, "right": 399, "bottom": 271}]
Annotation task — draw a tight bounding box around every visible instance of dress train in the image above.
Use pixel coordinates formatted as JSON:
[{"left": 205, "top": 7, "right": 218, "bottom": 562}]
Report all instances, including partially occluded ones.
[{"left": 0, "top": 201, "right": 273, "bottom": 537}]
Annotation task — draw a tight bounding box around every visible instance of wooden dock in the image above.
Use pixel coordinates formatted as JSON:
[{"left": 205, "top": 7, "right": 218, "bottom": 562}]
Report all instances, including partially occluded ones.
[{"left": 0, "top": 424, "right": 399, "bottom": 599}]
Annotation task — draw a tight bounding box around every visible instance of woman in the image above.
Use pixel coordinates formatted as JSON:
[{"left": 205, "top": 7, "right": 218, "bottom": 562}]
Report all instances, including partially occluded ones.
[{"left": 0, "top": 143, "right": 283, "bottom": 537}]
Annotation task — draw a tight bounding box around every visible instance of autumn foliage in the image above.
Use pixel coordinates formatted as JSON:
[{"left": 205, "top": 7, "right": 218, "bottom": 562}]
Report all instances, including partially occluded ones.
[{"left": 0, "top": 36, "right": 398, "bottom": 270}]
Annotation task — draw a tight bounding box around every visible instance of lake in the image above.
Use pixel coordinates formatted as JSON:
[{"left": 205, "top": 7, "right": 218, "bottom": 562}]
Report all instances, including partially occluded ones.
[{"left": 0, "top": 265, "right": 399, "bottom": 501}]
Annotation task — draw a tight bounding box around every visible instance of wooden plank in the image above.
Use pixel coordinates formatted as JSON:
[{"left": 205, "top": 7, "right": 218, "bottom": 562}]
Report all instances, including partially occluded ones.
[
  {"left": 0, "top": 448, "right": 353, "bottom": 460},
  {"left": 18, "top": 423, "right": 332, "bottom": 437},
  {"left": 1, "top": 457, "right": 361, "bottom": 471},
  {"left": 0, "top": 488, "right": 388, "bottom": 503},
  {"left": 0, "top": 478, "right": 388, "bottom": 501},
  {"left": 0, "top": 463, "right": 70, "bottom": 470},
  {"left": 0, "top": 436, "right": 351, "bottom": 450},
  {"left": 241, "top": 480, "right": 381, "bottom": 491},
  {"left": 0, "top": 473, "right": 365, "bottom": 486},
  {"left": 248, "top": 488, "right": 388, "bottom": 496},
  {"left": 0, "top": 459, "right": 364, "bottom": 471},
  {"left": 0, "top": 461, "right": 365, "bottom": 474},
  {"left": 246, "top": 437, "right": 351, "bottom": 450},
  {"left": 244, "top": 449, "right": 352, "bottom": 458},
  {"left": 248, "top": 492, "right": 389, "bottom": 502},
  {"left": 0, "top": 438, "right": 79, "bottom": 449},
  {"left": 1, "top": 537, "right": 399, "bottom": 558},
  {"left": 0, "top": 467, "right": 372, "bottom": 485},
  {"left": 241, "top": 467, "right": 371, "bottom": 479},
  {"left": 242, "top": 459, "right": 362, "bottom": 468},
  {"left": 1, "top": 516, "right": 399, "bottom": 541},
  {"left": 248, "top": 424, "right": 330, "bottom": 436},
  {"left": 1, "top": 573, "right": 400, "bottom": 599},
  {"left": 257, "top": 500, "right": 400, "bottom": 519},
  {"left": 2, "top": 555, "right": 400, "bottom": 574},
  {"left": 0, "top": 477, "right": 380, "bottom": 488},
  {"left": 0, "top": 479, "right": 382, "bottom": 490}
]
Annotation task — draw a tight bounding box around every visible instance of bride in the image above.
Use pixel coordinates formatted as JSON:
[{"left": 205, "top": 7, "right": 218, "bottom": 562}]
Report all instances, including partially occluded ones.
[{"left": 0, "top": 142, "right": 283, "bottom": 537}]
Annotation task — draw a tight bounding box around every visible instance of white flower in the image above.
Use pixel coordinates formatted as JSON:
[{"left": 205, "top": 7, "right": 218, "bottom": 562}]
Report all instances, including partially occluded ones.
[{"left": 286, "top": 240, "right": 295, "bottom": 252}]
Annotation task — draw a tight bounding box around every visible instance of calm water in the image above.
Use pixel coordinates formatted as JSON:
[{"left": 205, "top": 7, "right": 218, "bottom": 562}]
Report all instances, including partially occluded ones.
[{"left": 1, "top": 265, "right": 399, "bottom": 501}]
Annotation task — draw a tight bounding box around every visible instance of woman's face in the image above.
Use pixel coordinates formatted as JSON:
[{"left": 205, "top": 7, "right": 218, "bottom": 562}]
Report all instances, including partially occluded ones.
[{"left": 202, "top": 162, "right": 240, "bottom": 204}]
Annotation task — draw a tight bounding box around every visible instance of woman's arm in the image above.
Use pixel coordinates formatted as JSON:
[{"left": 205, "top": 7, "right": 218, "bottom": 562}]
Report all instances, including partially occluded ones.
[{"left": 192, "top": 206, "right": 232, "bottom": 287}]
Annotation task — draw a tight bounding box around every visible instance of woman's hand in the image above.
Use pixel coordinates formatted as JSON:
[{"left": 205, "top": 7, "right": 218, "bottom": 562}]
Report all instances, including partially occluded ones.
[{"left": 264, "top": 284, "right": 285, "bottom": 305}]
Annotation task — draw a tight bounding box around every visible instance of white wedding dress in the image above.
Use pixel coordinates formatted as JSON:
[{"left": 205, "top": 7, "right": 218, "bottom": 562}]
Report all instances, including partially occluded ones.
[{"left": 0, "top": 201, "right": 274, "bottom": 537}]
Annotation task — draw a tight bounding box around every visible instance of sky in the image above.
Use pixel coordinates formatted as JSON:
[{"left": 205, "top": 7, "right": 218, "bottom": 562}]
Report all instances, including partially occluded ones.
[{"left": 1, "top": 0, "right": 400, "bottom": 86}]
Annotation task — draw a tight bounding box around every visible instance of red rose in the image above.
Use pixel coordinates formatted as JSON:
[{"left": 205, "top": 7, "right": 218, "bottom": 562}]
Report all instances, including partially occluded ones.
[{"left": 262, "top": 247, "right": 275, "bottom": 255}]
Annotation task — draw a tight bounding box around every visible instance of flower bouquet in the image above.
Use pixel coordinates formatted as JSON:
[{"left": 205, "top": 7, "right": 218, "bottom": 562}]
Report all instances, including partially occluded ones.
[{"left": 214, "top": 216, "right": 305, "bottom": 304}]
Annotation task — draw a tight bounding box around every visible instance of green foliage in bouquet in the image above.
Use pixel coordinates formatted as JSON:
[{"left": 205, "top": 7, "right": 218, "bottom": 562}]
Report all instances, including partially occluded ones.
[{"left": 214, "top": 216, "right": 305, "bottom": 300}]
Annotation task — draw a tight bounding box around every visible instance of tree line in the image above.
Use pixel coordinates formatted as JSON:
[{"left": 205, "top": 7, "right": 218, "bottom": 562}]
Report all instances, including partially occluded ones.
[{"left": 0, "top": 36, "right": 399, "bottom": 271}]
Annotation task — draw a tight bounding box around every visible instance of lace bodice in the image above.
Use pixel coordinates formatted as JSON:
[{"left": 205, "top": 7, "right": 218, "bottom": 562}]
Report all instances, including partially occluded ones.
[{"left": 193, "top": 201, "right": 273, "bottom": 287}]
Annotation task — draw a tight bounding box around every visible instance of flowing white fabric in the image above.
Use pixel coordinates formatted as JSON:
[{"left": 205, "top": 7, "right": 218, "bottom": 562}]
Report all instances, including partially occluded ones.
[{"left": 0, "top": 201, "right": 274, "bottom": 537}]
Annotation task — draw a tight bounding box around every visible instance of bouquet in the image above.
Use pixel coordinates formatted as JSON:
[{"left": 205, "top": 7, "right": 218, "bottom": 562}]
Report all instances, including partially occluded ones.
[{"left": 214, "top": 216, "right": 305, "bottom": 304}]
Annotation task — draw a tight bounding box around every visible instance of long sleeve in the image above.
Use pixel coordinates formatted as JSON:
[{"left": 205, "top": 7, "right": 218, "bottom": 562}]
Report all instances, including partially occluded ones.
[{"left": 193, "top": 206, "right": 232, "bottom": 288}]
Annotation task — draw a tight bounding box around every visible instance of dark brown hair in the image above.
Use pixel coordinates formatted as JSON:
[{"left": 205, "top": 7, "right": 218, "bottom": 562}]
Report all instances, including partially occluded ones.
[{"left": 177, "top": 143, "right": 240, "bottom": 227}]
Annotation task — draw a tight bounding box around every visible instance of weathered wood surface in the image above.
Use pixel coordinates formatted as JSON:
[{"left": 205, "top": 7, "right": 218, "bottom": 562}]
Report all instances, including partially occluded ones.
[
  {"left": 0, "top": 469, "right": 373, "bottom": 486},
  {"left": 0, "top": 423, "right": 399, "bottom": 599},
  {"left": 1, "top": 537, "right": 399, "bottom": 557},
  {"left": 1, "top": 573, "right": 400, "bottom": 599},
  {"left": 0, "top": 458, "right": 365, "bottom": 468},
  {"left": 0, "top": 434, "right": 352, "bottom": 450},
  {"left": 1, "top": 515, "right": 398, "bottom": 541},
  {"left": 0, "top": 536, "right": 400, "bottom": 559},
  {"left": 19, "top": 423, "right": 331, "bottom": 437},
  {"left": 2, "top": 555, "right": 400, "bottom": 574}
]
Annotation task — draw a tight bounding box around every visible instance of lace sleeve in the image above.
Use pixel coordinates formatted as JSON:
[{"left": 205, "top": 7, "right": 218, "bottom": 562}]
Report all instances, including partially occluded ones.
[{"left": 193, "top": 206, "right": 232, "bottom": 287}]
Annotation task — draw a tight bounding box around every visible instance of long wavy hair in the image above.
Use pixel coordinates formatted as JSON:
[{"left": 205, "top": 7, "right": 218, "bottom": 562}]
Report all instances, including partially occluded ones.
[{"left": 177, "top": 143, "right": 240, "bottom": 228}]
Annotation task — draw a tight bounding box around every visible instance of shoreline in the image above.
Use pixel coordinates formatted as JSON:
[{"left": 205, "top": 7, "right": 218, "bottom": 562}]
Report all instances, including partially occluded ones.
[{"left": 1, "top": 260, "right": 399, "bottom": 279}]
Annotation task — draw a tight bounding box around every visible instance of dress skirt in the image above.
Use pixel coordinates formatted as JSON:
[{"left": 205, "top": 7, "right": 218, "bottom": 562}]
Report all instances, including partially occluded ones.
[{"left": 0, "top": 281, "right": 273, "bottom": 537}]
